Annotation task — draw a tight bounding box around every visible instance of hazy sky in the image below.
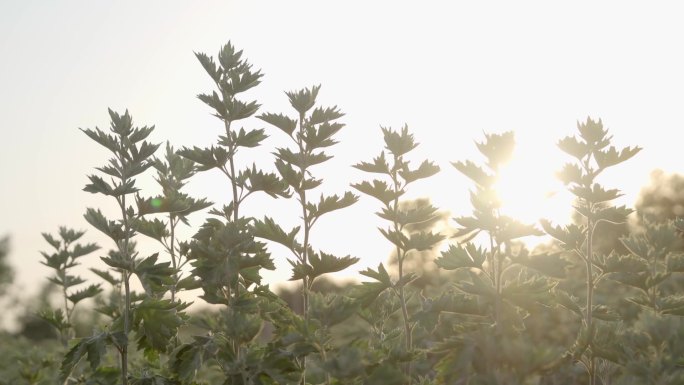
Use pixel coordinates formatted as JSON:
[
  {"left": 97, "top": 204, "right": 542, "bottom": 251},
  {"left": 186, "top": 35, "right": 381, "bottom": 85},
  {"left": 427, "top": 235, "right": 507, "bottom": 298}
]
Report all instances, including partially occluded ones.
[{"left": 2, "top": 1, "right": 684, "bottom": 312}]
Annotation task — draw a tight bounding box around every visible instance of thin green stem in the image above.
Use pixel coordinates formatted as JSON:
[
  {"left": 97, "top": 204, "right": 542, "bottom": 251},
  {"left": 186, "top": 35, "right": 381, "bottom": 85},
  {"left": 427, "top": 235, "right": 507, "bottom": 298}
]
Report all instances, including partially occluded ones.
[
  {"left": 575, "top": 153, "right": 598, "bottom": 385},
  {"left": 117, "top": 145, "right": 132, "bottom": 385},
  {"left": 223, "top": 120, "right": 239, "bottom": 222},
  {"left": 585, "top": 211, "right": 596, "bottom": 385},
  {"left": 169, "top": 214, "right": 177, "bottom": 303},
  {"left": 390, "top": 155, "right": 412, "bottom": 385},
  {"left": 295, "top": 113, "right": 311, "bottom": 385}
]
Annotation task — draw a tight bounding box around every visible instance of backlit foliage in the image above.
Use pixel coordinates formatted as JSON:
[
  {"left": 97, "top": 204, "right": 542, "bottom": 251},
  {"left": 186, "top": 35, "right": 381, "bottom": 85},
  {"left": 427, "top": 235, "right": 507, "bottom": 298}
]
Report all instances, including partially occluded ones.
[{"left": 4, "top": 41, "right": 684, "bottom": 385}]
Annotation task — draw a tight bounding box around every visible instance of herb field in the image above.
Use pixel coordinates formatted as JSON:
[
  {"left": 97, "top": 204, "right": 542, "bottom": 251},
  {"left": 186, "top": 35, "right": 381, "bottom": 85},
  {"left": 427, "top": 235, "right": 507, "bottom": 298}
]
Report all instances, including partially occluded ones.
[{"left": 2, "top": 41, "right": 684, "bottom": 385}]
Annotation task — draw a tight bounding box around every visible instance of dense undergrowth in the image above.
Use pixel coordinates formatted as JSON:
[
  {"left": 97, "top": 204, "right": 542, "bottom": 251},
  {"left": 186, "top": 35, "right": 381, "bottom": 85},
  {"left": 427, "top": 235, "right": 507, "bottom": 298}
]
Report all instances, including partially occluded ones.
[{"left": 2, "top": 41, "right": 684, "bottom": 385}]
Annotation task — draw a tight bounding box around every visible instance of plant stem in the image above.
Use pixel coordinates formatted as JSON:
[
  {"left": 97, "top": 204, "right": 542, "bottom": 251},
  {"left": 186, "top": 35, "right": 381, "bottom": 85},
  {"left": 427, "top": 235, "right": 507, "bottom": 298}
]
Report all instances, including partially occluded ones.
[
  {"left": 118, "top": 153, "right": 131, "bottom": 385},
  {"left": 121, "top": 256, "right": 130, "bottom": 382},
  {"left": 122, "top": 272, "right": 130, "bottom": 385},
  {"left": 170, "top": 214, "right": 177, "bottom": 303},
  {"left": 390, "top": 155, "right": 412, "bottom": 385},
  {"left": 296, "top": 113, "right": 311, "bottom": 385},
  {"left": 60, "top": 255, "right": 70, "bottom": 346},
  {"left": 225, "top": 121, "right": 240, "bottom": 223},
  {"left": 586, "top": 211, "right": 595, "bottom": 385},
  {"left": 221, "top": 117, "right": 247, "bottom": 363},
  {"left": 397, "top": 255, "right": 413, "bottom": 385}
]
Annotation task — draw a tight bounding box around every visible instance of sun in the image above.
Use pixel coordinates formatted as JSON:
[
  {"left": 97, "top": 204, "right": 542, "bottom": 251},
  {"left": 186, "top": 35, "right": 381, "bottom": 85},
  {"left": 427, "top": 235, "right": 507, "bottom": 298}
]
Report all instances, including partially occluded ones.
[{"left": 493, "top": 148, "right": 573, "bottom": 238}]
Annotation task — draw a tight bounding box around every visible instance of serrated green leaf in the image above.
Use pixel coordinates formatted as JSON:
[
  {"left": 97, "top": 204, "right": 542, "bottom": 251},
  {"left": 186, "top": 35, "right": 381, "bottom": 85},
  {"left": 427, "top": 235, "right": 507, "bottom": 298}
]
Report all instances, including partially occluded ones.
[
  {"left": 359, "top": 263, "right": 392, "bottom": 286},
  {"left": 451, "top": 160, "right": 495, "bottom": 187},
  {"left": 228, "top": 127, "right": 267, "bottom": 148},
  {"left": 476, "top": 131, "right": 515, "bottom": 171},
  {"left": 101, "top": 249, "right": 135, "bottom": 272},
  {"left": 169, "top": 342, "right": 204, "bottom": 381},
  {"left": 308, "top": 251, "right": 359, "bottom": 280},
  {"left": 541, "top": 219, "right": 585, "bottom": 250},
  {"left": 377, "top": 201, "right": 439, "bottom": 227},
  {"left": 60, "top": 332, "right": 112, "bottom": 381},
  {"left": 570, "top": 183, "right": 622, "bottom": 204},
  {"left": 71, "top": 242, "right": 100, "bottom": 258},
  {"left": 399, "top": 160, "right": 440, "bottom": 184},
  {"left": 131, "top": 217, "right": 169, "bottom": 242},
  {"left": 557, "top": 136, "right": 590, "bottom": 160},
  {"left": 352, "top": 179, "right": 403, "bottom": 205},
  {"left": 274, "top": 158, "right": 303, "bottom": 190},
  {"left": 233, "top": 100, "right": 261, "bottom": 122},
  {"left": 83, "top": 175, "right": 115, "bottom": 195},
  {"left": 41, "top": 232, "right": 61, "bottom": 250},
  {"left": 306, "top": 191, "right": 358, "bottom": 221},
  {"left": 554, "top": 289, "right": 582, "bottom": 316},
  {"left": 38, "top": 308, "right": 70, "bottom": 333},
  {"left": 593, "top": 205, "right": 633, "bottom": 223},
  {"left": 596, "top": 252, "right": 648, "bottom": 274},
  {"left": 84, "top": 208, "right": 128, "bottom": 241},
  {"left": 308, "top": 105, "right": 344, "bottom": 126},
  {"left": 436, "top": 243, "right": 486, "bottom": 271},
  {"left": 68, "top": 284, "right": 103, "bottom": 305},
  {"left": 610, "top": 272, "right": 650, "bottom": 291},
  {"left": 252, "top": 216, "right": 301, "bottom": 254},
  {"left": 378, "top": 227, "right": 409, "bottom": 249},
  {"left": 258, "top": 113, "right": 298, "bottom": 136},
  {"left": 91, "top": 268, "right": 120, "bottom": 286},
  {"left": 275, "top": 147, "right": 332, "bottom": 169},
  {"left": 353, "top": 151, "right": 390, "bottom": 174},
  {"left": 195, "top": 51, "right": 221, "bottom": 82},
  {"left": 405, "top": 231, "right": 444, "bottom": 251},
  {"left": 594, "top": 145, "right": 641, "bottom": 169},
  {"left": 556, "top": 162, "right": 585, "bottom": 185},
  {"left": 302, "top": 120, "right": 344, "bottom": 149},
  {"left": 177, "top": 145, "right": 228, "bottom": 171},
  {"left": 382, "top": 125, "right": 418, "bottom": 157},
  {"left": 134, "top": 253, "right": 176, "bottom": 296},
  {"left": 133, "top": 299, "right": 183, "bottom": 352},
  {"left": 81, "top": 126, "right": 120, "bottom": 154},
  {"left": 240, "top": 165, "right": 290, "bottom": 199},
  {"left": 286, "top": 84, "right": 320, "bottom": 115}
]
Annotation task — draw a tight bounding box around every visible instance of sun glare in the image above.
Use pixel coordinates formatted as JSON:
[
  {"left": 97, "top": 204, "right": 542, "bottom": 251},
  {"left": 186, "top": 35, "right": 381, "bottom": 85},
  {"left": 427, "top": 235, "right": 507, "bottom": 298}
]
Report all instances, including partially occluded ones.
[{"left": 493, "top": 151, "right": 573, "bottom": 243}]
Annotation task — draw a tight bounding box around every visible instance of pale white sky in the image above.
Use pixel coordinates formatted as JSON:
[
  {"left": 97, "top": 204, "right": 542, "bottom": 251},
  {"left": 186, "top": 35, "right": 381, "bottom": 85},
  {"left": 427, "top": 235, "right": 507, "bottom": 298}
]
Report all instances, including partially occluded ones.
[{"left": 1, "top": 1, "right": 683, "bottom": 313}]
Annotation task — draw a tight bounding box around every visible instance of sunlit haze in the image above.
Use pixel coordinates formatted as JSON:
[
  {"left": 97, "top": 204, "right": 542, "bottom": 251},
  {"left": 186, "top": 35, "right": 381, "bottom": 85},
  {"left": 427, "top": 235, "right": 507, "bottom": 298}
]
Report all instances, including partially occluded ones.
[
  {"left": 494, "top": 138, "right": 573, "bottom": 229},
  {"left": 1, "top": 1, "right": 683, "bottom": 324}
]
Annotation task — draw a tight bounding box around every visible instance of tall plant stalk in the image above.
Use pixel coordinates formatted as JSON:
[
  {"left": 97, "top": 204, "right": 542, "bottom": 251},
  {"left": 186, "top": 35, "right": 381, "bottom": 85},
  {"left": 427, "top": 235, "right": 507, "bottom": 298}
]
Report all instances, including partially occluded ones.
[
  {"left": 40, "top": 227, "right": 101, "bottom": 347},
  {"left": 80, "top": 109, "right": 161, "bottom": 385},
  {"left": 543, "top": 117, "right": 640, "bottom": 385},
  {"left": 445, "top": 131, "right": 549, "bottom": 382},
  {"left": 353, "top": 125, "right": 443, "bottom": 384},
  {"left": 177, "top": 42, "right": 294, "bottom": 384},
  {"left": 134, "top": 142, "right": 211, "bottom": 305},
  {"left": 256, "top": 84, "right": 359, "bottom": 384}
]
